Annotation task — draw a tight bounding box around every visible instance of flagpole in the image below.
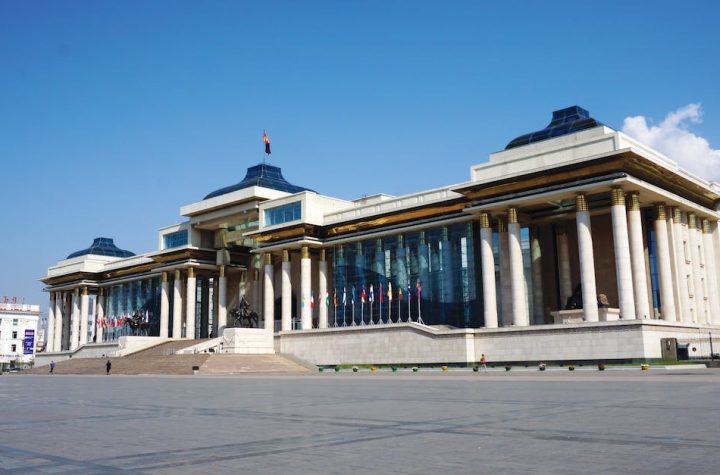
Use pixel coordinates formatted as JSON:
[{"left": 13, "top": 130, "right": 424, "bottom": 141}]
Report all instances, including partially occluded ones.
[{"left": 407, "top": 290, "right": 411, "bottom": 323}]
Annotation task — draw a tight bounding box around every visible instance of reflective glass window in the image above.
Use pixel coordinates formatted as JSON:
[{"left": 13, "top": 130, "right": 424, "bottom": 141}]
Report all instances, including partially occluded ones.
[{"left": 264, "top": 202, "right": 301, "bottom": 226}]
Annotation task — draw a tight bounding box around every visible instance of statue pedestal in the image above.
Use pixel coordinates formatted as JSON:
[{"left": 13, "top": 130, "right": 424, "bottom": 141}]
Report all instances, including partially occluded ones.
[
  {"left": 222, "top": 328, "right": 275, "bottom": 354},
  {"left": 551, "top": 308, "right": 621, "bottom": 324}
]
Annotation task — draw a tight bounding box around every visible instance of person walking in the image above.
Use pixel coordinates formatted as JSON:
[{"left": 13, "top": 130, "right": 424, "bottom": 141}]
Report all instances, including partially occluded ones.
[
  {"left": 480, "top": 354, "right": 487, "bottom": 371},
  {"left": 49, "top": 360, "right": 55, "bottom": 375},
  {"left": 105, "top": 359, "right": 112, "bottom": 375}
]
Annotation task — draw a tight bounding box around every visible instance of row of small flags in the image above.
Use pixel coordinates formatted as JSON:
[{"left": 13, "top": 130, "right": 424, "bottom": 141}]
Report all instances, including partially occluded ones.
[
  {"left": 96, "top": 311, "right": 149, "bottom": 329},
  {"left": 302, "top": 280, "right": 422, "bottom": 308}
]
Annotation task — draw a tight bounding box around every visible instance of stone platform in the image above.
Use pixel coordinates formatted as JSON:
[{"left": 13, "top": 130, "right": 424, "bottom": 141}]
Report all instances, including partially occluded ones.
[{"left": 276, "top": 319, "right": 720, "bottom": 365}]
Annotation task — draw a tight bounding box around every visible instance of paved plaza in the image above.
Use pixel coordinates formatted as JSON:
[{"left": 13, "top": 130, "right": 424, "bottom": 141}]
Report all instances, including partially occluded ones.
[{"left": 1, "top": 370, "right": 719, "bottom": 474}]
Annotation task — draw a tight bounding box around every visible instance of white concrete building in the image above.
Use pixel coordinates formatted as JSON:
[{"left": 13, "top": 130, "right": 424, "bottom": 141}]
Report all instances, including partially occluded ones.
[
  {"left": 41, "top": 106, "right": 720, "bottom": 365},
  {"left": 0, "top": 302, "right": 39, "bottom": 370}
]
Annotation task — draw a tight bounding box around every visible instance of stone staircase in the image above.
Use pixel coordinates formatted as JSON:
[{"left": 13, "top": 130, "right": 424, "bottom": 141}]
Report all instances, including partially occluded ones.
[
  {"left": 199, "top": 354, "right": 311, "bottom": 374},
  {"left": 25, "top": 339, "right": 311, "bottom": 375}
]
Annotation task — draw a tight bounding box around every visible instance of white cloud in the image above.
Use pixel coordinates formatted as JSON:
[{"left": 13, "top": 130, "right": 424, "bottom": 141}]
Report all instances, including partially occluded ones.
[{"left": 621, "top": 103, "right": 720, "bottom": 181}]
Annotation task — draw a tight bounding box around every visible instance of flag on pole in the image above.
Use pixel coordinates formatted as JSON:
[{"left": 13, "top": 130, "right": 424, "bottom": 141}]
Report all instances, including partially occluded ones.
[
  {"left": 388, "top": 282, "right": 393, "bottom": 301},
  {"left": 369, "top": 284, "right": 374, "bottom": 303},
  {"left": 334, "top": 289, "right": 338, "bottom": 308},
  {"left": 310, "top": 291, "right": 315, "bottom": 310},
  {"left": 398, "top": 287, "right": 403, "bottom": 301},
  {"left": 379, "top": 283, "right": 384, "bottom": 303},
  {"left": 325, "top": 290, "right": 330, "bottom": 307},
  {"left": 343, "top": 287, "right": 347, "bottom": 306},
  {"left": 351, "top": 286, "right": 356, "bottom": 305},
  {"left": 416, "top": 279, "right": 422, "bottom": 300},
  {"left": 263, "top": 130, "right": 271, "bottom": 155},
  {"left": 361, "top": 286, "right": 366, "bottom": 304}
]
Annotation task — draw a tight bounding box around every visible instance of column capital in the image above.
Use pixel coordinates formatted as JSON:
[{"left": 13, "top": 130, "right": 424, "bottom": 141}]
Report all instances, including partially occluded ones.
[
  {"left": 320, "top": 249, "right": 326, "bottom": 261},
  {"left": 219, "top": 265, "right": 225, "bottom": 277},
  {"left": 301, "top": 246, "right": 310, "bottom": 259},
  {"left": 282, "top": 249, "right": 290, "bottom": 262},
  {"left": 672, "top": 207, "right": 683, "bottom": 224},
  {"left": 74, "top": 287, "right": 80, "bottom": 296},
  {"left": 508, "top": 207, "right": 518, "bottom": 224},
  {"left": 174, "top": 269, "right": 181, "bottom": 280},
  {"left": 576, "top": 193, "right": 588, "bottom": 212},
  {"left": 188, "top": 267, "right": 195, "bottom": 278},
  {"left": 98, "top": 288, "right": 104, "bottom": 296},
  {"left": 264, "top": 252, "right": 273, "bottom": 265},
  {"left": 610, "top": 187, "right": 625, "bottom": 206},
  {"left": 702, "top": 218, "right": 711, "bottom": 234},
  {"left": 688, "top": 212, "right": 697, "bottom": 229},
  {"left": 628, "top": 192, "right": 640, "bottom": 211},
  {"left": 162, "top": 271, "right": 168, "bottom": 283},
  {"left": 479, "top": 212, "right": 491, "bottom": 229},
  {"left": 655, "top": 203, "right": 667, "bottom": 221}
]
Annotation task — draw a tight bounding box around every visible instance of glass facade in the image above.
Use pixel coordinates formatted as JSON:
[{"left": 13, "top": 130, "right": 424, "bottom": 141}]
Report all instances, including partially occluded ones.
[
  {"left": 332, "top": 222, "right": 482, "bottom": 327},
  {"left": 265, "top": 202, "right": 301, "bottom": 226},
  {"left": 163, "top": 230, "right": 188, "bottom": 249},
  {"left": 103, "top": 278, "right": 161, "bottom": 340}
]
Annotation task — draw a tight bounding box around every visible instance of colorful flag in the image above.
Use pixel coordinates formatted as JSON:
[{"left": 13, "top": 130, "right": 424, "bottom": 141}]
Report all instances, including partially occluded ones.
[
  {"left": 388, "top": 282, "right": 393, "bottom": 301},
  {"left": 379, "top": 283, "right": 384, "bottom": 304},
  {"left": 361, "top": 286, "right": 366, "bottom": 304},
  {"left": 369, "top": 284, "right": 374, "bottom": 303},
  {"left": 326, "top": 290, "right": 330, "bottom": 307},
  {"left": 351, "top": 286, "right": 356, "bottom": 305},
  {"left": 398, "top": 287, "right": 403, "bottom": 301},
  {"left": 263, "top": 130, "right": 271, "bottom": 155},
  {"left": 416, "top": 279, "right": 422, "bottom": 300},
  {"left": 407, "top": 283, "right": 412, "bottom": 300},
  {"left": 343, "top": 287, "right": 347, "bottom": 306},
  {"left": 310, "top": 291, "right": 315, "bottom": 310}
]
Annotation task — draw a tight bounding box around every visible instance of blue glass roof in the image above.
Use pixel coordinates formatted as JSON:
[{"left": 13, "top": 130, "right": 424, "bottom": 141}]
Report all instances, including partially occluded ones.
[
  {"left": 67, "top": 238, "right": 135, "bottom": 259},
  {"left": 505, "top": 106, "right": 605, "bottom": 150},
  {"left": 204, "top": 163, "right": 313, "bottom": 199}
]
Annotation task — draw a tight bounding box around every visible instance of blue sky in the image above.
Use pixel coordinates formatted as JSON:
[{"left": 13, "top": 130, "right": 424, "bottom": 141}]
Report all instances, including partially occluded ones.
[{"left": 1, "top": 1, "right": 719, "bottom": 313}]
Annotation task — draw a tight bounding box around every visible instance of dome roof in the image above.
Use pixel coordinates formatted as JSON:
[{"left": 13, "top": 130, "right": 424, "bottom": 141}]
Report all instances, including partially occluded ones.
[
  {"left": 505, "top": 106, "right": 604, "bottom": 150},
  {"left": 67, "top": 237, "right": 135, "bottom": 259},
  {"left": 203, "top": 163, "right": 314, "bottom": 200}
]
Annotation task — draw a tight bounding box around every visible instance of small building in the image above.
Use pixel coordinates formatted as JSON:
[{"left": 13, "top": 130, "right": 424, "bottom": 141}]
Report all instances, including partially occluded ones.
[
  {"left": 41, "top": 107, "right": 720, "bottom": 365},
  {"left": 0, "top": 301, "right": 39, "bottom": 370}
]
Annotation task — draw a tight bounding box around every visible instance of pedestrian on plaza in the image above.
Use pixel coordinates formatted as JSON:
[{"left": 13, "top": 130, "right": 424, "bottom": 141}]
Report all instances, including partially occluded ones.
[
  {"left": 49, "top": 360, "right": 55, "bottom": 374},
  {"left": 480, "top": 354, "right": 487, "bottom": 371},
  {"left": 106, "top": 359, "right": 112, "bottom": 375}
]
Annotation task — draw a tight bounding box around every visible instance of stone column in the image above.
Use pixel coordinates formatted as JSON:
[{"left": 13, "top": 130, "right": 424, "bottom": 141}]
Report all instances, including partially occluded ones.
[
  {"left": 498, "top": 216, "right": 511, "bottom": 325},
  {"left": 70, "top": 288, "right": 80, "bottom": 351},
  {"left": 46, "top": 292, "right": 56, "bottom": 353},
  {"left": 318, "top": 249, "right": 328, "bottom": 329},
  {"left": 576, "top": 194, "right": 599, "bottom": 322},
  {"left": 627, "top": 193, "right": 651, "bottom": 319},
  {"left": 688, "top": 214, "right": 706, "bottom": 323},
  {"left": 79, "top": 286, "right": 89, "bottom": 346},
  {"left": 508, "top": 208, "right": 529, "bottom": 326},
  {"left": 672, "top": 209, "right": 691, "bottom": 322},
  {"left": 96, "top": 289, "right": 105, "bottom": 343},
  {"left": 281, "top": 250, "right": 292, "bottom": 331},
  {"left": 263, "top": 253, "right": 275, "bottom": 331},
  {"left": 217, "top": 265, "right": 227, "bottom": 335},
  {"left": 610, "top": 188, "right": 636, "bottom": 320},
  {"left": 300, "top": 246, "right": 312, "bottom": 330},
  {"left": 556, "top": 223, "right": 573, "bottom": 308},
  {"left": 655, "top": 204, "right": 677, "bottom": 321},
  {"left": 54, "top": 292, "right": 63, "bottom": 352},
  {"left": 479, "top": 212, "right": 498, "bottom": 328},
  {"left": 159, "top": 272, "right": 170, "bottom": 338},
  {"left": 530, "top": 226, "right": 544, "bottom": 324},
  {"left": 172, "top": 270, "right": 183, "bottom": 338},
  {"left": 702, "top": 219, "right": 720, "bottom": 324},
  {"left": 186, "top": 267, "right": 197, "bottom": 339}
]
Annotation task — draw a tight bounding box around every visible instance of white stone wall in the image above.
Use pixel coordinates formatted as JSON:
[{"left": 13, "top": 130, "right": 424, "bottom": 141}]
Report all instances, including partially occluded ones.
[{"left": 277, "top": 321, "right": 720, "bottom": 365}]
